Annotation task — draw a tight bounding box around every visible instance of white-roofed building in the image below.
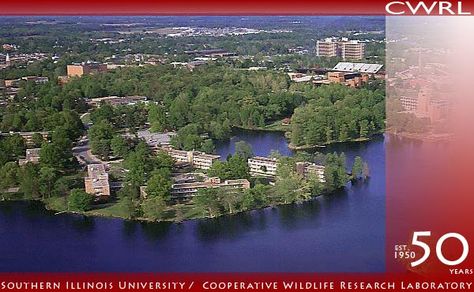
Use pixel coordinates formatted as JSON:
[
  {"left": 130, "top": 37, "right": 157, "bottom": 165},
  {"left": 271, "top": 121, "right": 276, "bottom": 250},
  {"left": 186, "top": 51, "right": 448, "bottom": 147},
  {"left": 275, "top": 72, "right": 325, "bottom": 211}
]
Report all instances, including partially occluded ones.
[{"left": 332, "top": 62, "right": 383, "bottom": 74}]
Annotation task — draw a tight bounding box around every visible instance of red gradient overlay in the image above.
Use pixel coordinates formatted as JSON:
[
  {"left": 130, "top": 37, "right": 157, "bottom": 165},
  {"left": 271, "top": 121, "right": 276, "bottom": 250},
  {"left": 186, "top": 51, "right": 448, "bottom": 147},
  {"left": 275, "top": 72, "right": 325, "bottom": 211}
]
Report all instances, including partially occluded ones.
[
  {"left": 386, "top": 16, "right": 474, "bottom": 275},
  {"left": 0, "top": 0, "right": 472, "bottom": 16}
]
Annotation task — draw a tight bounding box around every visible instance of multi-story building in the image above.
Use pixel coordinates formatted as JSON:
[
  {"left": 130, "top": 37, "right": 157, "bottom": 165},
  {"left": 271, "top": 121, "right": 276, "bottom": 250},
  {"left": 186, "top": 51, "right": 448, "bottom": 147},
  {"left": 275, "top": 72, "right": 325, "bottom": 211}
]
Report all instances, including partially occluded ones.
[
  {"left": 327, "top": 71, "right": 370, "bottom": 88},
  {"left": 84, "top": 164, "right": 110, "bottom": 197},
  {"left": 162, "top": 147, "right": 192, "bottom": 164},
  {"left": 399, "top": 90, "right": 449, "bottom": 122},
  {"left": 160, "top": 147, "right": 220, "bottom": 170},
  {"left": 248, "top": 156, "right": 278, "bottom": 177},
  {"left": 296, "top": 162, "right": 326, "bottom": 182},
  {"left": 340, "top": 40, "right": 365, "bottom": 60},
  {"left": 170, "top": 177, "right": 250, "bottom": 199},
  {"left": 316, "top": 38, "right": 365, "bottom": 60},
  {"left": 192, "top": 151, "right": 220, "bottom": 170},
  {"left": 400, "top": 96, "right": 418, "bottom": 111},
  {"left": 4, "top": 79, "right": 20, "bottom": 87},
  {"left": 67, "top": 62, "right": 108, "bottom": 78},
  {"left": 18, "top": 148, "right": 41, "bottom": 166},
  {"left": 125, "top": 130, "right": 174, "bottom": 151},
  {"left": 316, "top": 38, "right": 338, "bottom": 58}
]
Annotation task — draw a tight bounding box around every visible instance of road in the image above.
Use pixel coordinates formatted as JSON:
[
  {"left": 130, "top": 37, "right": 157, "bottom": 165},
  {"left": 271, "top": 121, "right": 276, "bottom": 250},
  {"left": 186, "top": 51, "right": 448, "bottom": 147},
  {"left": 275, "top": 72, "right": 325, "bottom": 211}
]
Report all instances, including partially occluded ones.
[{"left": 72, "top": 139, "right": 100, "bottom": 165}]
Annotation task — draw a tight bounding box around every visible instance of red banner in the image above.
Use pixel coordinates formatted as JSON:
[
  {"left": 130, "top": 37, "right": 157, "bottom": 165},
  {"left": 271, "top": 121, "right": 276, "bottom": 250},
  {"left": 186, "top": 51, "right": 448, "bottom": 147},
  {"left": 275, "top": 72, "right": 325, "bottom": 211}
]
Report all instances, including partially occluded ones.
[
  {"left": 0, "top": 273, "right": 473, "bottom": 291},
  {"left": 0, "top": 0, "right": 472, "bottom": 16}
]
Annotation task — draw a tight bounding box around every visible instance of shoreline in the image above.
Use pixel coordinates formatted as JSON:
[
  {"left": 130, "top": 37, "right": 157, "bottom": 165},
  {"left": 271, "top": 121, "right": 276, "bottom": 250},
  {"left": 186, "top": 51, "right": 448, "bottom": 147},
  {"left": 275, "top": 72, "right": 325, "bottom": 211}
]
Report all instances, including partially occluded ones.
[
  {"left": 0, "top": 185, "right": 351, "bottom": 224},
  {"left": 288, "top": 137, "right": 371, "bottom": 150},
  {"left": 1, "top": 128, "right": 375, "bottom": 224},
  {"left": 234, "top": 125, "right": 383, "bottom": 151}
]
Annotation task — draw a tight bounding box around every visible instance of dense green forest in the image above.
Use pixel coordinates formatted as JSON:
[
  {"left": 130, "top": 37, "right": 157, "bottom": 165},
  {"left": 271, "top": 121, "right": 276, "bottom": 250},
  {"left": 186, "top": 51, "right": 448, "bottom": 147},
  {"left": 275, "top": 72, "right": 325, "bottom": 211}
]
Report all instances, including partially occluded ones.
[
  {"left": 1, "top": 65, "right": 385, "bottom": 153},
  {"left": 290, "top": 81, "right": 385, "bottom": 146}
]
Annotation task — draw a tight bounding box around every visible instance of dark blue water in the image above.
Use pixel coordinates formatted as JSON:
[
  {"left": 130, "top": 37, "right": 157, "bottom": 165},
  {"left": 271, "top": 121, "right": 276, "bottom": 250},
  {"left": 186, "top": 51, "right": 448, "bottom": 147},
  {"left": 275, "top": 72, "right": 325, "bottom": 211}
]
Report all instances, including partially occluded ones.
[{"left": 0, "top": 131, "right": 385, "bottom": 272}]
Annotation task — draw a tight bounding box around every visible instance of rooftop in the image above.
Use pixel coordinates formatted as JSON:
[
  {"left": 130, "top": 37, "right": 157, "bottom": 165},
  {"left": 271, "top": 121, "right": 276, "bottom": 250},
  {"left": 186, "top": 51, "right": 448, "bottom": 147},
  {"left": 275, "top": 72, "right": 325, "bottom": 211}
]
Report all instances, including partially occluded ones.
[
  {"left": 87, "top": 164, "right": 107, "bottom": 178},
  {"left": 249, "top": 156, "right": 278, "bottom": 163},
  {"left": 332, "top": 62, "right": 383, "bottom": 74}
]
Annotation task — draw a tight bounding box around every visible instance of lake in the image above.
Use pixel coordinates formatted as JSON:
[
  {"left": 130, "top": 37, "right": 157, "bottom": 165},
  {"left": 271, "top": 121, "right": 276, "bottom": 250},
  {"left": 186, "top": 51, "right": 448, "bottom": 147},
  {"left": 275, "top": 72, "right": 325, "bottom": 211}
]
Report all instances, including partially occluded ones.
[{"left": 0, "top": 130, "right": 385, "bottom": 272}]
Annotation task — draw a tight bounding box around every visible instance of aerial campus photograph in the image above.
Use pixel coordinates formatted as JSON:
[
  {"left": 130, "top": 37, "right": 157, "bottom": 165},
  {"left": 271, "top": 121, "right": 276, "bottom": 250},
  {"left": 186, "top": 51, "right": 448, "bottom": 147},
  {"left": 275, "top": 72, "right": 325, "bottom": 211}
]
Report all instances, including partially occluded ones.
[{"left": 0, "top": 16, "right": 389, "bottom": 272}]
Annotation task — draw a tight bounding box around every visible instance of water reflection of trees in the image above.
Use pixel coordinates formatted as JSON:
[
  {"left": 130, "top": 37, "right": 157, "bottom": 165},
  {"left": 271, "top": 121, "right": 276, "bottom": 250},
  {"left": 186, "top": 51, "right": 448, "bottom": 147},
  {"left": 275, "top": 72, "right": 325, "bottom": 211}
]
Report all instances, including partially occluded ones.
[
  {"left": 196, "top": 210, "right": 268, "bottom": 241},
  {"left": 23, "top": 201, "right": 55, "bottom": 220},
  {"left": 122, "top": 220, "right": 138, "bottom": 238},
  {"left": 139, "top": 221, "right": 173, "bottom": 242},
  {"left": 70, "top": 216, "right": 95, "bottom": 232},
  {"left": 277, "top": 199, "right": 322, "bottom": 229},
  {"left": 195, "top": 198, "right": 327, "bottom": 240}
]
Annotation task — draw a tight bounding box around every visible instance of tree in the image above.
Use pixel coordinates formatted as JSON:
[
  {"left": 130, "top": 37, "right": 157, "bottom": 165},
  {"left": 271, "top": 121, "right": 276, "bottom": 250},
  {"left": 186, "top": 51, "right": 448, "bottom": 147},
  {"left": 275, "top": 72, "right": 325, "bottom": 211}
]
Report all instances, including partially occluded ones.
[
  {"left": 171, "top": 123, "right": 203, "bottom": 151},
  {"left": 31, "top": 133, "right": 45, "bottom": 148},
  {"left": 219, "top": 190, "right": 242, "bottom": 214},
  {"left": 275, "top": 172, "right": 310, "bottom": 204},
  {"left": 40, "top": 143, "right": 61, "bottom": 168},
  {"left": 200, "top": 139, "right": 215, "bottom": 154},
  {"left": 91, "top": 139, "right": 111, "bottom": 161},
  {"left": 40, "top": 127, "right": 75, "bottom": 170},
  {"left": 68, "top": 189, "right": 93, "bottom": 212},
  {"left": 148, "top": 104, "right": 167, "bottom": 132},
  {"left": 18, "top": 164, "right": 40, "bottom": 198},
  {"left": 352, "top": 156, "right": 364, "bottom": 179},
  {"left": 0, "top": 162, "right": 19, "bottom": 190},
  {"left": 90, "top": 104, "right": 115, "bottom": 124},
  {"left": 117, "top": 183, "right": 139, "bottom": 200},
  {"left": 123, "top": 142, "right": 161, "bottom": 187},
  {"left": 146, "top": 168, "right": 172, "bottom": 201},
  {"left": 154, "top": 150, "right": 174, "bottom": 170},
  {"left": 2, "top": 134, "right": 26, "bottom": 159},
  {"left": 39, "top": 166, "right": 57, "bottom": 198},
  {"left": 110, "top": 135, "right": 129, "bottom": 158},
  {"left": 116, "top": 195, "right": 137, "bottom": 219},
  {"left": 193, "top": 188, "right": 221, "bottom": 218},
  {"left": 168, "top": 93, "right": 190, "bottom": 128},
  {"left": 241, "top": 184, "right": 268, "bottom": 210},
  {"left": 359, "top": 120, "right": 369, "bottom": 138},
  {"left": 141, "top": 196, "right": 167, "bottom": 221},
  {"left": 88, "top": 120, "right": 114, "bottom": 159},
  {"left": 324, "top": 152, "right": 349, "bottom": 191},
  {"left": 208, "top": 155, "right": 249, "bottom": 180},
  {"left": 234, "top": 140, "right": 253, "bottom": 160}
]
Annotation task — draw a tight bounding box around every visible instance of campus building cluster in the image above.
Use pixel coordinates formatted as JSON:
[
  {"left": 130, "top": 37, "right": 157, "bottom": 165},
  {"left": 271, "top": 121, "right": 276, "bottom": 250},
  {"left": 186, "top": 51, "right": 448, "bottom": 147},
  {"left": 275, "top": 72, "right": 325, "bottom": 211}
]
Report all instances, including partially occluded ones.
[{"left": 288, "top": 62, "right": 384, "bottom": 88}]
